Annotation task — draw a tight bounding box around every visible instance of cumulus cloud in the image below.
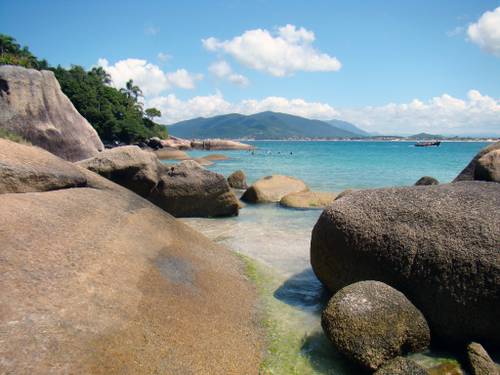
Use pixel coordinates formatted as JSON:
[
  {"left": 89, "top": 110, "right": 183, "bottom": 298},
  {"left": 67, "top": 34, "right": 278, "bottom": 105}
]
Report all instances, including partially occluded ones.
[
  {"left": 147, "top": 90, "right": 500, "bottom": 135},
  {"left": 467, "top": 6, "right": 500, "bottom": 56},
  {"left": 208, "top": 60, "right": 249, "bottom": 86},
  {"left": 97, "top": 58, "right": 203, "bottom": 96},
  {"left": 147, "top": 92, "right": 338, "bottom": 124},
  {"left": 202, "top": 24, "right": 341, "bottom": 76},
  {"left": 337, "top": 90, "right": 500, "bottom": 135}
]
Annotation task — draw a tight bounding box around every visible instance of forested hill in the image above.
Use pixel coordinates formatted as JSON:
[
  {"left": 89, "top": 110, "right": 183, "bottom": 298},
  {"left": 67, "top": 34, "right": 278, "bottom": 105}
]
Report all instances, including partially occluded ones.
[{"left": 168, "top": 111, "right": 364, "bottom": 139}]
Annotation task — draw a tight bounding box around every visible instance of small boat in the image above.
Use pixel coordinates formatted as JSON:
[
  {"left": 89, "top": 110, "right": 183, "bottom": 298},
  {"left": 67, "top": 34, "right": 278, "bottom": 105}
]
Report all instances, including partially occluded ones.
[{"left": 415, "top": 141, "right": 441, "bottom": 147}]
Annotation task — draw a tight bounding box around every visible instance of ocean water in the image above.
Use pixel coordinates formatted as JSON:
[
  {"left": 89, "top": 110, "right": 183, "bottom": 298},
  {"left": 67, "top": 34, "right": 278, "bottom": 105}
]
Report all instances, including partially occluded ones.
[{"left": 180, "top": 141, "right": 489, "bottom": 373}]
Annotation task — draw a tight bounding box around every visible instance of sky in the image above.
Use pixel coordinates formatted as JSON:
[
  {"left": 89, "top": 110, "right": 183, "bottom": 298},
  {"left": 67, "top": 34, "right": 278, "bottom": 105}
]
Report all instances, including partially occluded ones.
[{"left": 1, "top": 0, "right": 500, "bottom": 135}]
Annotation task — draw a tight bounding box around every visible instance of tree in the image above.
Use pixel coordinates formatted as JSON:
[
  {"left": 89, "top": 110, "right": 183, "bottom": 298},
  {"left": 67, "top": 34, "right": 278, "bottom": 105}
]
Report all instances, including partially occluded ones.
[
  {"left": 120, "top": 79, "right": 142, "bottom": 102},
  {"left": 145, "top": 107, "right": 161, "bottom": 120},
  {"left": 90, "top": 66, "right": 111, "bottom": 85}
]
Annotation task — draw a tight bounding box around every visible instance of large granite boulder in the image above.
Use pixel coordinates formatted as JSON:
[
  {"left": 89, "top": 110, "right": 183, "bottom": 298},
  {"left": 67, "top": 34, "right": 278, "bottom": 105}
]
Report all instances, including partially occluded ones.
[
  {"left": 150, "top": 160, "right": 239, "bottom": 217},
  {"left": 467, "top": 343, "right": 499, "bottom": 375},
  {"left": 0, "top": 139, "right": 262, "bottom": 374},
  {"left": 0, "top": 65, "right": 103, "bottom": 161},
  {"left": 322, "top": 281, "right": 430, "bottom": 370},
  {"left": 311, "top": 182, "right": 500, "bottom": 344},
  {"left": 0, "top": 139, "right": 87, "bottom": 193},
  {"left": 241, "top": 175, "right": 309, "bottom": 203},
  {"left": 77, "top": 146, "right": 163, "bottom": 198},
  {"left": 475, "top": 149, "right": 500, "bottom": 183},
  {"left": 154, "top": 148, "right": 190, "bottom": 160},
  {"left": 454, "top": 141, "right": 500, "bottom": 182},
  {"left": 227, "top": 170, "right": 248, "bottom": 190},
  {"left": 191, "top": 139, "right": 253, "bottom": 150}
]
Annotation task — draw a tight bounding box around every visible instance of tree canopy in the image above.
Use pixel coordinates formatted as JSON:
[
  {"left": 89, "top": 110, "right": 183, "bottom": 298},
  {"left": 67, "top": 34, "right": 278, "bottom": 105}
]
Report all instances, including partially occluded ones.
[{"left": 0, "top": 34, "right": 167, "bottom": 143}]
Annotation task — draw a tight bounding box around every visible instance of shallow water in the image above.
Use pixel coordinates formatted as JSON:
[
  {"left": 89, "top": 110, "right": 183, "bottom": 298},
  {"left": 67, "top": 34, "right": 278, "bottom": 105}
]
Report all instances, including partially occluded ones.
[{"left": 180, "top": 141, "right": 488, "bottom": 374}]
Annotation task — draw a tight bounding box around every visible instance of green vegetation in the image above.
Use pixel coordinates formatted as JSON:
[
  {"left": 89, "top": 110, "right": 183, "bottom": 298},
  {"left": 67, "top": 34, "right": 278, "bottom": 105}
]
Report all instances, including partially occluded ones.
[
  {"left": 0, "top": 34, "right": 167, "bottom": 143},
  {"left": 168, "top": 111, "right": 363, "bottom": 140},
  {"left": 0, "top": 129, "right": 30, "bottom": 145}
]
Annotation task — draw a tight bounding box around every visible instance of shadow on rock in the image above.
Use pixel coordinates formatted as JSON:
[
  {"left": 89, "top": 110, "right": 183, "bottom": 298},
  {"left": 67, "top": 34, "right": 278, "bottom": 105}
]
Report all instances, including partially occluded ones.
[{"left": 274, "top": 268, "right": 332, "bottom": 315}]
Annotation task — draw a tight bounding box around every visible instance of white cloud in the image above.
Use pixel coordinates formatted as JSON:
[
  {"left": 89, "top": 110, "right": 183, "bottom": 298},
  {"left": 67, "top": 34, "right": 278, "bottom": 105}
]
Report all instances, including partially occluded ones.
[
  {"left": 202, "top": 24, "right": 341, "bottom": 77},
  {"left": 166, "top": 69, "right": 203, "bottom": 89},
  {"left": 157, "top": 52, "right": 171, "bottom": 62},
  {"left": 147, "top": 90, "right": 500, "bottom": 135},
  {"left": 208, "top": 60, "right": 249, "bottom": 86},
  {"left": 145, "top": 26, "right": 160, "bottom": 36},
  {"left": 467, "top": 6, "right": 500, "bottom": 56},
  {"left": 337, "top": 90, "right": 500, "bottom": 135},
  {"left": 147, "top": 92, "right": 338, "bottom": 124},
  {"left": 97, "top": 58, "right": 202, "bottom": 96},
  {"left": 446, "top": 26, "right": 464, "bottom": 37}
]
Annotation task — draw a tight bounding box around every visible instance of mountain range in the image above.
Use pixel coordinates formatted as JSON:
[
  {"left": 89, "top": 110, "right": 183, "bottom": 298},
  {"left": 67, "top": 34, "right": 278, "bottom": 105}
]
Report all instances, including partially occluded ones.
[{"left": 168, "top": 111, "right": 369, "bottom": 139}]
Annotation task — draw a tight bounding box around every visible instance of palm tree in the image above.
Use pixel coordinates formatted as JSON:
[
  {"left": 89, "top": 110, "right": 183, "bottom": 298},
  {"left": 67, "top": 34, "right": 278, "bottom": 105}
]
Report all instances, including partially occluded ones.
[
  {"left": 91, "top": 66, "right": 112, "bottom": 85},
  {"left": 120, "top": 79, "right": 142, "bottom": 102},
  {"left": 0, "top": 34, "right": 20, "bottom": 55}
]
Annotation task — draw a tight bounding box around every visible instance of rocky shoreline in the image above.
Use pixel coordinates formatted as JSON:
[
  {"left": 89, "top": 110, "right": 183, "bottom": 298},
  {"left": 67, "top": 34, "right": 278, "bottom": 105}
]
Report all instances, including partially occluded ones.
[{"left": 1, "top": 65, "right": 499, "bottom": 374}]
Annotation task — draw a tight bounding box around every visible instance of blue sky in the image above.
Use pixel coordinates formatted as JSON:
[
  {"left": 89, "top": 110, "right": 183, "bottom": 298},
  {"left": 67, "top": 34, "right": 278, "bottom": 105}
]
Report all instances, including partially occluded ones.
[{"left": 1, "top": 0, "right": 499, "bottom": 135}]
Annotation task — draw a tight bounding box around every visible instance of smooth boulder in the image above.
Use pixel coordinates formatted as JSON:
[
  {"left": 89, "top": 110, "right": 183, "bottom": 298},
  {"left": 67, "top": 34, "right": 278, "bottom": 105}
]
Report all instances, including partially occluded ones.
[
  {"left": 415, "top": 176, "right": 439, "bottom": 186},
  {"left": 150, "top": 160, "right": 239, "bottom": 217},
  {"left": 0, "top": 65, "right": 103, "bottom": 161},
  {"left": 311, "top": 182, "right": 500, "bottom": 344},
  {"left": 467, "top": 343, "right": 498, "bottom": 375},
  {"left": 0, "top": 138, "right": 87, "bottom": 193},
  {"left": 227, "top": 170, "right": 248, "bottom": 189},
  {"left": 241, "top": 175, "right": 308, "bottom": 203},
  {"left": 322, "top": 281, "right": 430, "bottom": 370},
  {"left": 454, "top": 141, "right": 500, "bottom": 182},
  {"left": 280, "top": 191, "right": 336, "bottom": 209},
  {"left": 0, "top": 139, "right": 262, "bottom": 374},
  {"left": 374, "top": 357, "right": 428, "bottom": 375},
  {"left": 475, "top": 149, "right": 500, "bottom": 182},
  {"left": 77, "top": 146, "right": 163, "bottom": 197},
  {"left": 154, "top": 148, "right": 190, "bottom": 160}
]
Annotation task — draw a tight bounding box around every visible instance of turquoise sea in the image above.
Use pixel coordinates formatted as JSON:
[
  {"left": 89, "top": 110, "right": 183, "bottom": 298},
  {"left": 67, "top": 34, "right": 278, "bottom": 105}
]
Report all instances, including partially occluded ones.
[{"left": 181, "top": 141, "right": 490, "bottom": 374}]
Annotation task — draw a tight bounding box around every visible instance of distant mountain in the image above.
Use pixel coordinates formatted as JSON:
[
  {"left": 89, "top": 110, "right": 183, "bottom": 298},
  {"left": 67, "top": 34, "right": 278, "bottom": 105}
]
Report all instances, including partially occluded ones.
[
  {"left": 168, "top": 111, "right": 363, "bottom": 139},
  {"left": 325, "top": 119, "right": 371, "bottom": 136},
  {"left": 407, "top": 133, "right": 444, "bottom": 140}
]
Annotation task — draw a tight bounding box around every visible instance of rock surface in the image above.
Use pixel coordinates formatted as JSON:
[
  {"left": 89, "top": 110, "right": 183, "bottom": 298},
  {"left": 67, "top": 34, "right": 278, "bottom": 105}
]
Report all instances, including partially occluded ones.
[
  {"left": 311, "top": 182, "right": 500, "bottom": 344},
  {"left": 227, "top": 170, "right": 248, "bottom": 190},
  {"left": 77, "top": 146, "right": 163, "bottom": 198},
  {"left": 374, "top": 357, "right": 428, "bottom": 375},
  {"left": 0, "top": 139, "right": 262, "bottom": 374},
  {"left": 154, "top": 148, "right": 190, "bottom": 160},
  {"left": 202, "top": 153, "right": 230, "bottom": 161},
  {"left": 467, "top": 343, "right": 499, "bottom": 375},
  {"left": 280, "top": 191, "right": 337, "bottom": 209},
  {"left": 0, "top": 139, "right": 87, "bottom": 193},
  {"left": 191, "top": 139, "right": 253, "bottom": 150},
  {"left": 241, "top": 175, "right": 309, "bottom": 203},
  {"left": 322, "top": 281, "right": 430, "bottom": 370},
  {"left": 150, "top": 160, "right": 239, "bottom": 217},
  {"left": 454, "top": 141, "right": 500, "bottom": 182},
  {"left": 415, "top": 176, "right": 439, "bottom": 186},
  {"left": 0, "top": 65, "right": 103, "bottom": 161},
  {"left": 475, "top": 149, "right": 500, "bottom": 183}
]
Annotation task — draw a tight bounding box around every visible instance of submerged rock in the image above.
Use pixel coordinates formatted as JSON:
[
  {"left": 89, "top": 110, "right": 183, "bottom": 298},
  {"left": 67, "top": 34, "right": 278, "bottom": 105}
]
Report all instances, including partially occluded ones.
[
  {"left": 241, "top": 175, "right": 308, "bottom": 203},
  {"left": 280, "top": 191, "right": 337, "bottom": 209},
  {"left": 475, "top": 149, "right": 500, "bottom": 183},
  {"left": 202, "top": 153, "right": 230, "bottom": 161},
  {"left": 311, "top": 182, "right": 500, "bottom": 344},
  {"left": 374, "top": 357, "right": 428, "bottom": 375},
  {"left": 467, "top": 343, "right": 498, "bottom": 375},
  {"left": 321, "top": 281, "right": 430, "bottom": 370},
  {"left": 415, "top": 176, "right": 439, "bottom": 186},
  {"left": 150, "top": 160, "right": 239, "bottom": 217},
  {"left": 77, "top": 146, "right": 163, "bottom": 198},
  {"left": 0, "top": 139, "right": 262, "bottom": 374},
  {"left": 454, "top": 141, "right": 500, "bottom": 182},
  {"left": 227, "top": 170, "right": 248, "bottom": 190},
  {"left": 0, "top": 65, "right": 103, "bottom": 161}
]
